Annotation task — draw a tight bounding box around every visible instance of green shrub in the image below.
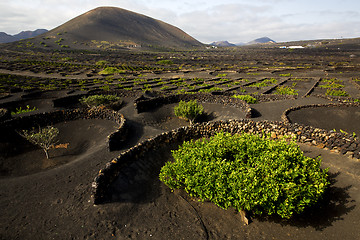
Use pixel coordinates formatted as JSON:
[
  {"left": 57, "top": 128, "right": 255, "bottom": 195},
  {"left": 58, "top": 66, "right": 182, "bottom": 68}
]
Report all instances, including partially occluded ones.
[
  {"left": 99, "top": 67, "right": 125, "bottom": 75},
  {"left": 96, "top": 60, "right": 109, "bottom": 66},
  {"left": 319, "top": 83, "right": 345, "bottom": 89},
  {"left": 275, "top": 86, "right": 298, "bottom": 95},
  {"left": 198, "top": 87, "right": 222, "bottom": 93},
  {"left": 160, "top": 85, "right": 171, "bottom": 90},
  {"left": 325, "top": 89, "right": 349, "bottom": 97},
  {"left": 156, "top": 60, "right": 174, "bottom": 65},
  {"left": 279, "top": 73, "right": 292, "bottom": 77},
  {"left": 174, "top": 100, "right": 204, "bottom": 125},
  {"left": 159, "top": 132, "right": 329, "bottom": 219},
  {"left": 216, "top": 73, "right": 228, "bottom": 78},
  {"left": 11, "top": 105, "right": 38, "bottom": 115},
  {"left": 232, "top": 94, "right": 258, "bottom": 103},
  {"left": 249, "top": 78, "right": 277, "bottom": 88},
  {"left": 21, "top": 126, "right": 59, "bottom": 159},
  {"left": 80, "top": 94, "right": 121, "bottom": 107}
]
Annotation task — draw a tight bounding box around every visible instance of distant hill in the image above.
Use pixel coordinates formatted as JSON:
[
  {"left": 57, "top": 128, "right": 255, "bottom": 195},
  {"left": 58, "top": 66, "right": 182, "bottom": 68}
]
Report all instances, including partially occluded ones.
[
  {"left": 13, "top": 29, "right": 48, "bottom": 40},
  {"left": 0, "top": 32, "right": 16, "bottom": 43},
  {"left": 33, "top": 7, "right": 203, "bottom": 50},
  {"left": 0, "top": 29, "right": 48, "bottom": 43},
  {"left": 247, "top": 37, "right": 276, "bottom": 45},
  {"left": 210, "top": 41, "right": 236, "bottom": 47},
  {"left": 210, "top": 37, "right": 276, "bottom": 47}
]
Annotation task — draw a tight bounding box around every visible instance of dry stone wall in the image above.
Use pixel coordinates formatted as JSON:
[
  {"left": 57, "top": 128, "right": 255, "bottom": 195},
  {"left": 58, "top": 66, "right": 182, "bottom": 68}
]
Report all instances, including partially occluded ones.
[
  {"left": 92, "top": 118, "right": 360, "bottom": 204},
  {"left": 134, "top": 93, "right": 253, "bottom": 118},
  {"left": 0, "top": 108, "right": 11, "bottom": 122},
  {"left": 1, "top": 107, "right": 127, "bottom": 151}
]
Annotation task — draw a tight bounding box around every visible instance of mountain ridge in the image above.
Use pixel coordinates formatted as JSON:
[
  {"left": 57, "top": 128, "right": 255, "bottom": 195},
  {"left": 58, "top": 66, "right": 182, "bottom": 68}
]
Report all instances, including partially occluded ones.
[
  {"left": 0, "top": 29, "right": 48, "bottom": 43},
  {"left": 210, "top": 37, "right": 276, "bottom": 47}
]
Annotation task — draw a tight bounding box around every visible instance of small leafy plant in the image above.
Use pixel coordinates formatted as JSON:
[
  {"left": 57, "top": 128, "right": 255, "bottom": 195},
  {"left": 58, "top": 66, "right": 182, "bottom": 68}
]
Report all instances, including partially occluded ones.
[
  {"left": 279, "top": 73, "right": 292, "bottom": 77},
  {"left": 160, "top": 132, "right": 329, "bottom": 219},
  {"left": 156, "top": 60, "right": 174, "bottom": 65},
  {"left": 216, "top": 73, "right": 228, "bottom": 78},
  {"left": 325, "top": 89, "right": 349, "bottom": 97},
  {"left": 80, "top": 94, "right": 121, "bottom": 107},
  {"left": 275, "top": 86, "right": 298, "bottom": 95},
  {"left": 174, "top": 100, "right": 204, "bottom": 125},
  {"left": 319, "top": 78, "right": 344, "bottom": 89},
  {"left": 21, "top": 126, "right": 59, "bottom": 159},
  {"left": 232, "top": 94, "right": 258, "bottom": 103},
  {"left": 99, "top": 67, "right": 125, "bottom": 75},
  {"left": 249, "top": 78, "right": 277, "bottom": 88},
  {"left": 11, "top": 105, "right": 38, "bottom": 115},
  {"left": 96, "top": 60, "right": 109, "bottom": 66}
]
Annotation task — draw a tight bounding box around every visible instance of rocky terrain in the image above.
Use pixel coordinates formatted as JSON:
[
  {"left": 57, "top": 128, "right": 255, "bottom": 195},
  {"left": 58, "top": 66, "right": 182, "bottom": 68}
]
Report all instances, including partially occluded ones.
[{"left": 0, "top": 6, "right": 360, "bottom": 240}]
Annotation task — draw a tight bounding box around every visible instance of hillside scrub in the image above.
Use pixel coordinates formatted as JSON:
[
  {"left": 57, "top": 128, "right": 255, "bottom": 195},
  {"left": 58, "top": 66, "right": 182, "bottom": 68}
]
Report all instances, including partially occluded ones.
[{"left": 159, "top": 132, "right": 329, "bottom": 219}]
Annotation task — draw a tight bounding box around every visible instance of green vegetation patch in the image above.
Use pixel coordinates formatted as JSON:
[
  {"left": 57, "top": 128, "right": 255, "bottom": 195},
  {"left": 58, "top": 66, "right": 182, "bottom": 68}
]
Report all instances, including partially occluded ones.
[
  {"left": 160, "top": 132, "right": 329, "bottom": 219},
  {"left": 279, "top": 73, "right": 292, "bottom": 77},
  {"left": 21, "top": 126, "right": 59, "bottom": 159},
  {"left": 174, "top": 100, "right": 204, "bottom": 125},
  {"left": 80, "top": 94, "right": 121, "bottom": 107},
  {"left": 275, "top": 86, "right": 298, "bottom": 95},
  {"left": 216, "top": 73, "right": 228, "bottom": 78},
  {"left": 99, "top": 67, "right": 126, "bottom": 75},
  {"left": 249, "top": 78, "right": 277, "bottom": 88},
  {"left": 198, "top": 87, "right": 223, "bottom": 93},
  {"left": 326, "top": 89, "right": 349, "bottom": 97},
  {"left": 96, "top": 60, "right": 110, "bottom": 66},
  {"left": 11, "top": 105, "right": 38, "bottom": 115},
  {"left": 319, "top": 78, "right": 344, "bottom": 89},
  {"left": 156, "top": 59, "right": 174, "bottom": 65},
  {"left": 232, "top": 94, "right": 258, "bottom": 103}
]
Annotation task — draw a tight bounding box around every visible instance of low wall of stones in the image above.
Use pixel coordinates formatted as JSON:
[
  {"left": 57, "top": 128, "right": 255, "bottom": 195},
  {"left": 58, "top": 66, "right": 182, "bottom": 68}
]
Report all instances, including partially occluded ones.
[
  {"left": 92, "top": 119, "right": 360, "bottom": 204},
  {"left": 1, "top": 107, "right": 127, "bottom": 151},
  {"left": 53, "top": 89, "right": 142, "bottom": 108},
  {"left": 52, "top": 94, "right": 87, "bottom": 108},
  {"left": 217, "top": 92, "right": 296, "bottom": 102},
  {"left": 351, "top": 79, "right": 360, "bottom": 91},
  {"left": 0, "top": 108, "right": 11, "bottom": 122},
  {"left": 134, "top": 93, "right": 253, "bottom": 118},
  {"left": 281, "top": 102, "right": 360, "bottom": 124},
  {"left": 303, "top": 78, "right": 320, "bottom": 97},
  {"left": 313, "top": 94, "right": 360, "bottom": 103}
]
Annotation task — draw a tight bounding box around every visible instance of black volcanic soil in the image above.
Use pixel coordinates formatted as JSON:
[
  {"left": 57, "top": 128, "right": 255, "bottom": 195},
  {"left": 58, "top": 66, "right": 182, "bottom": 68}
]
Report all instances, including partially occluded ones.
[
  {"left": 1, "top": 42, "right": 360, "bottom": 239},
  {"left": 0, "top": 119, "right": 119, "bottom": 177},
  {"left": 287, "top": 106, "right": 360, "bottom": 136},
  {"left": 1, "top": 90, "right": 360, "bottom": 240}
]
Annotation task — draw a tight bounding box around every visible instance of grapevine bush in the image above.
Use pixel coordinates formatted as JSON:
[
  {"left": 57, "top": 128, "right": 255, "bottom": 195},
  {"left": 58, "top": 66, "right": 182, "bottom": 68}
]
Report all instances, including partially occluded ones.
[
  {"left": 21, "top": 126, "right": 59, "bottom": 159},
  {"left": 232, "top": 94, "right": 258, "bottom": 103},
  {"left": 174, "top": 100, "right": 204, "bottom": 125},
  {"left": 159, "top": 132, "right": 329, "bottom": 219},
  {"left": 80, "top": 94, "right": 121, "bottom": 107}
]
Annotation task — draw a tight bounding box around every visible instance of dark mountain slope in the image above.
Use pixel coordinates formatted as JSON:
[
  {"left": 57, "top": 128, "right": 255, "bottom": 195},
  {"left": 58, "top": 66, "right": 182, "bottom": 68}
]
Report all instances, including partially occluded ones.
[{"left": 41, "top": 7, "right": 203, "bottom": 49}]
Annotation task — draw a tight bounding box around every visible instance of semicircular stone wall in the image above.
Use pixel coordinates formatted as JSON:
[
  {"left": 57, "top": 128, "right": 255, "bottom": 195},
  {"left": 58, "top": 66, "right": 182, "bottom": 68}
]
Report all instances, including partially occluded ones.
[
  {"left": 92, "top": 118, "right": 360, "bottom": 204},
  {"left": 134, "top": 93, "right": 253, "bottom": 118},
  {"left": 0, "top": 107, "right": 127, "bottom": 152}
]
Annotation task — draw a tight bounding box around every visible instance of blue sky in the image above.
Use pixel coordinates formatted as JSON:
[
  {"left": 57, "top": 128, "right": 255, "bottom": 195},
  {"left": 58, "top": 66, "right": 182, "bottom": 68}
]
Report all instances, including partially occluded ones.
[{"left": 1, "top": 0, "right": 359, "bottom": 43}]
